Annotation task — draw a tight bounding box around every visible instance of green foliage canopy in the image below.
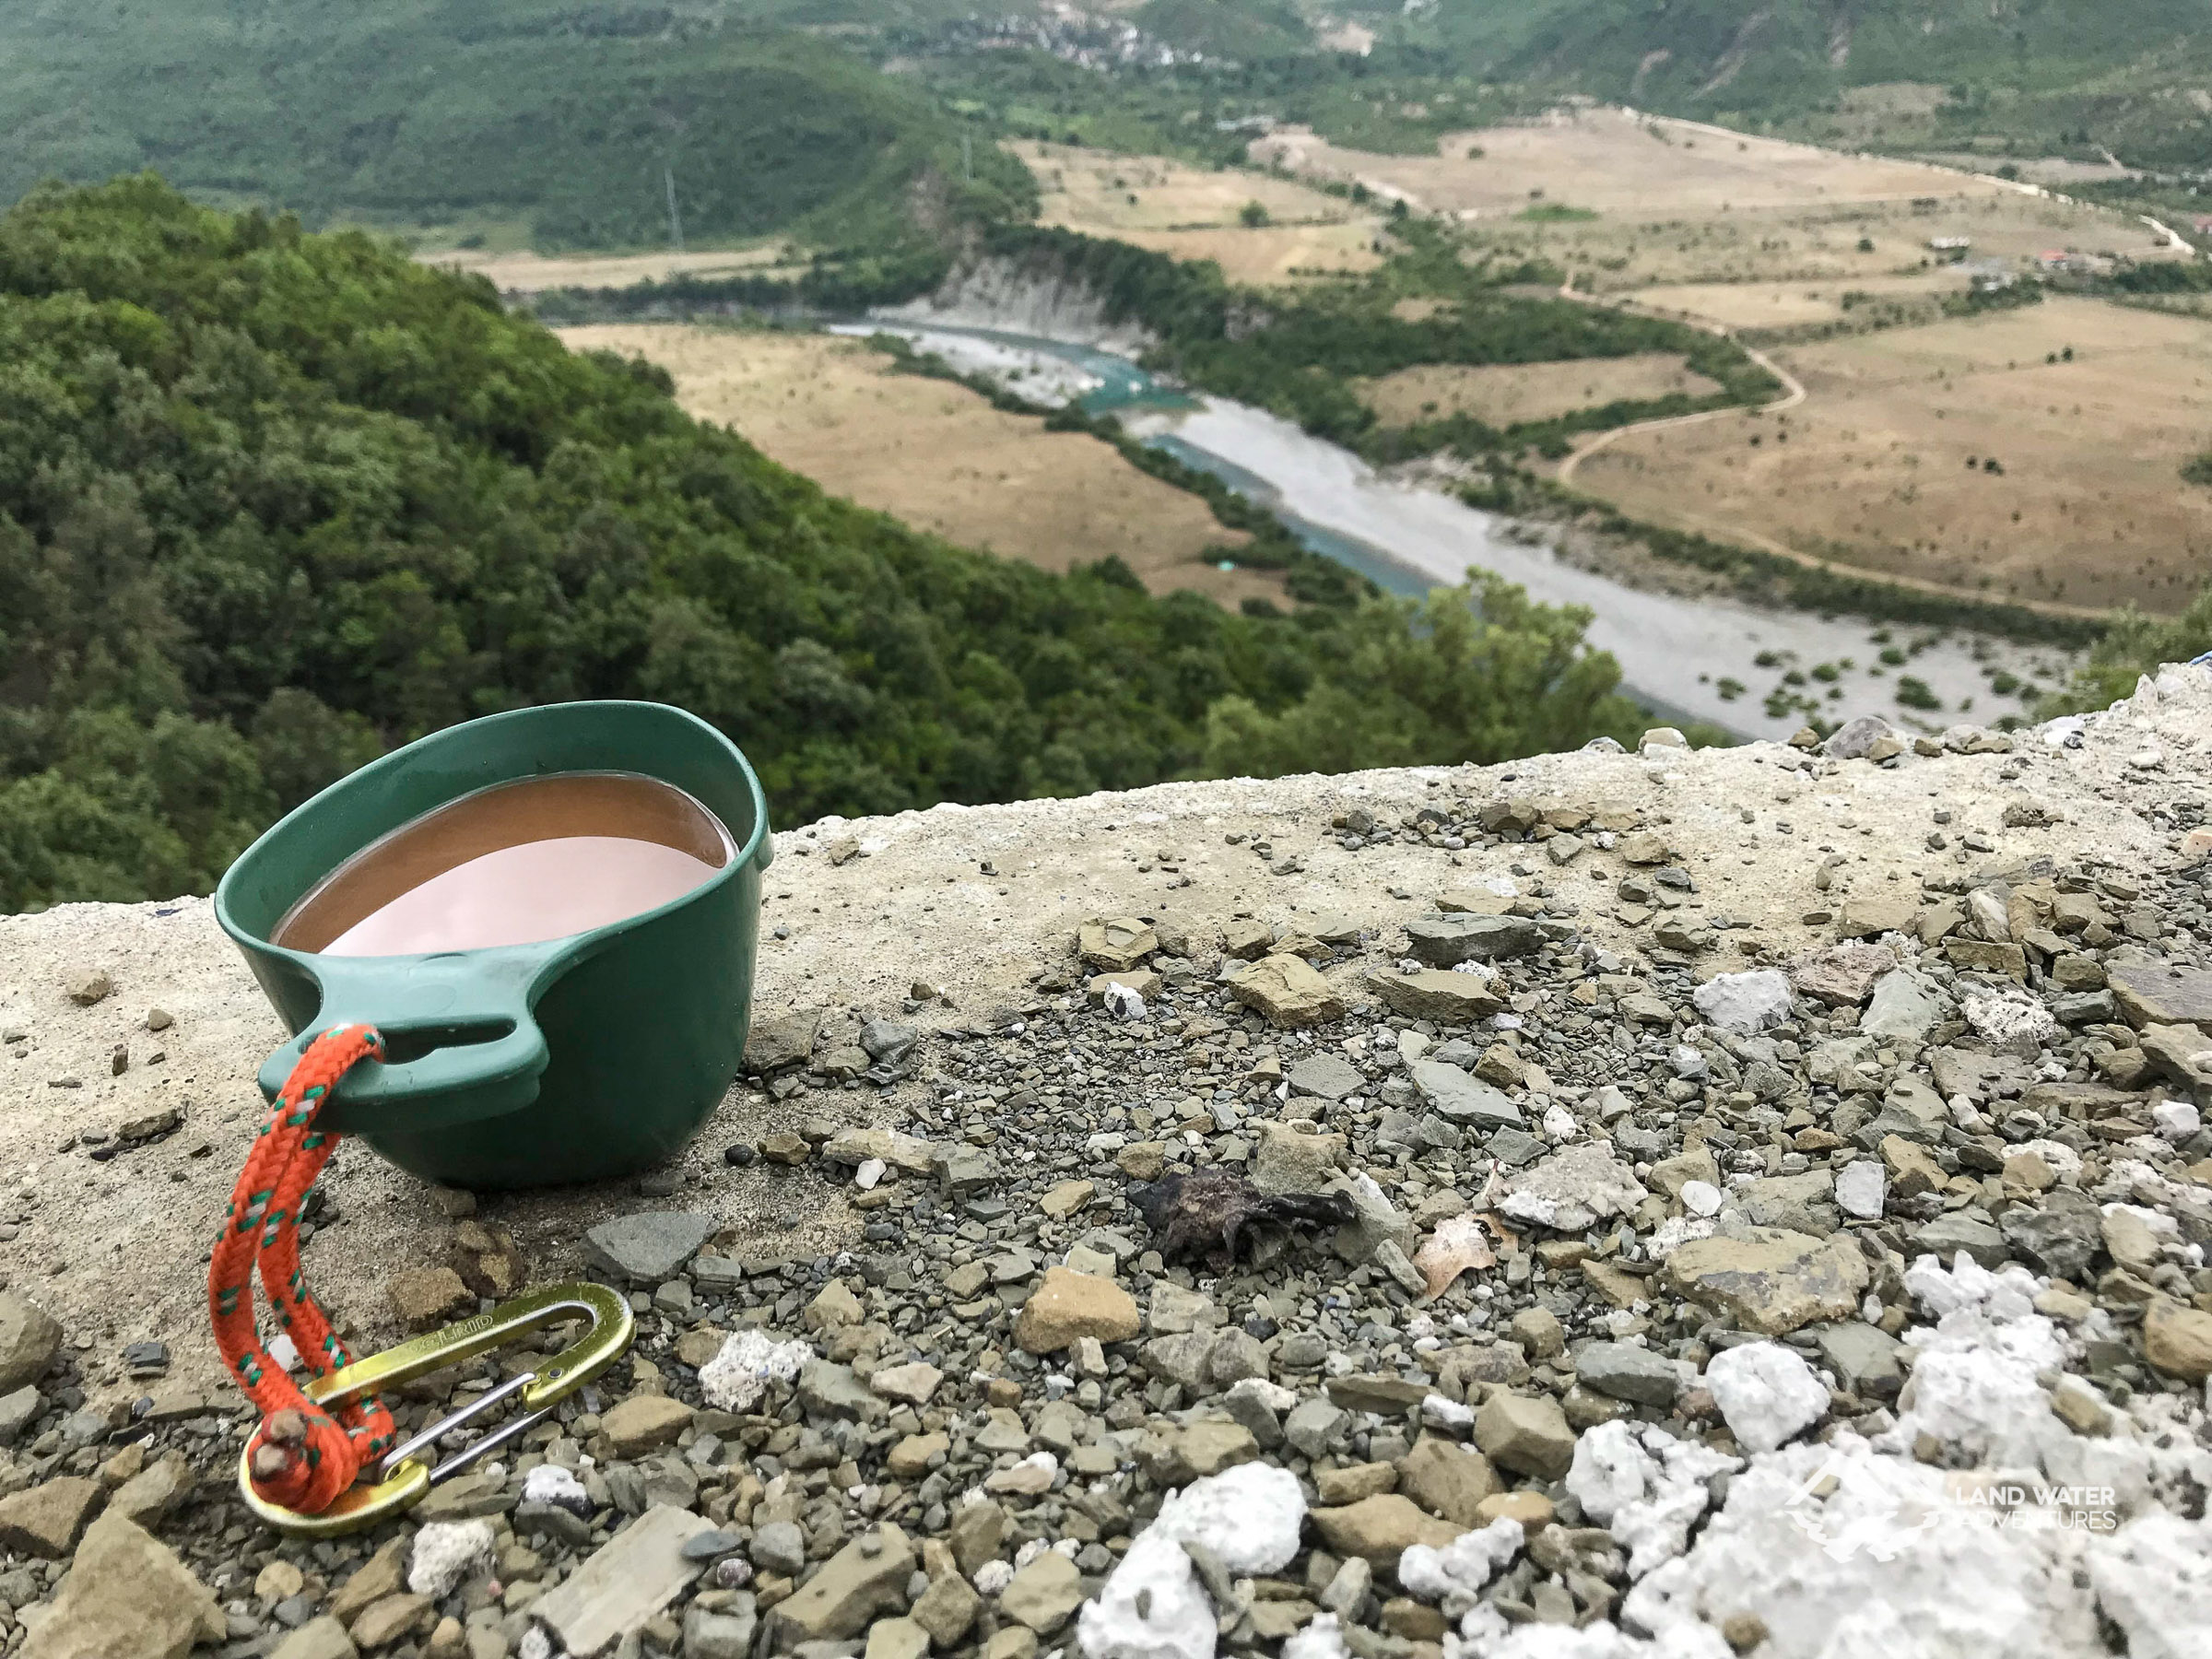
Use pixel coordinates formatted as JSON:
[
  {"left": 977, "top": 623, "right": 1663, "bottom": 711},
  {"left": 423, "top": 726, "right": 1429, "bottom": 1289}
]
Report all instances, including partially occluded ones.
[{"left": 0, "top": 180, "right": 1642, "bottom": 912}]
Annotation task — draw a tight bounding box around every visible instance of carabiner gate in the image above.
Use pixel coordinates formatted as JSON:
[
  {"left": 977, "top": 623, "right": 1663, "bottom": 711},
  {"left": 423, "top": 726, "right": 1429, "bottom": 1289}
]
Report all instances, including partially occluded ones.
[{"left": 238, "top": 1281, "right": 635, "bottom": 1537}]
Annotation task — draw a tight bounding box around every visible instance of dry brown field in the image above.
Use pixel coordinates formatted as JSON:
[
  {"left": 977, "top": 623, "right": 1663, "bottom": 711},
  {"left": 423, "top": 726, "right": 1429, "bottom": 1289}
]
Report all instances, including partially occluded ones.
[
  {"left": 1250, "top": 107, "right": 2014, "bottom": 218},
  {"left": 1100, "top": 222, "right": 1385, "bottom": 284},
  {"left": 421, "top": 245, "right": 795, "bottom": 293},
  {"left": 1230, "top": 106, "right": 2206, "bottom": 614},
  {"left": 557, "top": 324, "right": 1288, "bottom": 609},
  {"left": 1629, "top": 273, "right": 1969, "bottom": 330},
  {"left": 1355, "top": 354, "right": 1723, "bottom": 426},
  {"left": 1014, "top": 138, "right": 1364, "bottom": 231},
  {"left": 1009, "top": 138, "right": 1385, "bottom": 285},
  {"left": 1568, "top": 297, "right": 2212, "bottom": 611}
]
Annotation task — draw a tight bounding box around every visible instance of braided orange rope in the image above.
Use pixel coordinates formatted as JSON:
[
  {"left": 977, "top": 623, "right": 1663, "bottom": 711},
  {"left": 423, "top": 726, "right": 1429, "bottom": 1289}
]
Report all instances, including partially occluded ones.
[{"left": 208, "top": 1024, "right": 399, "bottom": 1514}]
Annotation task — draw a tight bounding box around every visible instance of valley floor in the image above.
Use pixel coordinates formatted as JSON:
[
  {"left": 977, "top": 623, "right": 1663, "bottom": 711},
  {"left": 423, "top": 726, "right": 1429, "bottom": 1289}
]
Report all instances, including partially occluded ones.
[{"left": 560, "top": 324, "right": 1290, "bottom": 609}]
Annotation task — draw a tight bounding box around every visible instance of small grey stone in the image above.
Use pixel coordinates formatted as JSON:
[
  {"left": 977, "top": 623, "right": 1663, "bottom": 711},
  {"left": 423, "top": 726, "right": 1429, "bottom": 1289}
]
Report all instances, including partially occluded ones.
[
  {"left": 860, "top": 1019, "right": 920, "bottom": 1065},
  {"left": 1861, "top": 969, "right": 1946, "bottom": 1044},
  {"left": 1573, "top": 1341, "right": 1680, "bottom": 1406},
  {"left": 1815, "top": 1324, "right": 1905, "bottom": 1400},
  {"left": 751, "top": 1520, "right": 807, "bottom": 1576},
  {"left": 1283, "top": 1396, "right": 1347, "bottom": 1460},
  {"left": 0, "top": 1387, "right": 39, "bottom": 1446},
  {"left": 584, "top": 1212, "right": 716, "bottom": 1284},
  {"left": 1288, "top": 1054, "right": 1364, "bottom": 1101},
  {"left": 1410, "top": 1062, "right": 1523, "bottom": 1128},
  {"left": 682, "top": 1529, "right": 746, "bottom": 1562},
  {"left": 686, "top": 1603, "right": 759, "bottom": 1659},
  {"left": 1912, "top": 1212, "right": 2011, "bottom": 1270},
  {"left": 1999, "top": 1187, "right": 2102, "bottom": 1281},
  {"left": 1403, "top": 914, "right": 1543, "bottom": 966}
]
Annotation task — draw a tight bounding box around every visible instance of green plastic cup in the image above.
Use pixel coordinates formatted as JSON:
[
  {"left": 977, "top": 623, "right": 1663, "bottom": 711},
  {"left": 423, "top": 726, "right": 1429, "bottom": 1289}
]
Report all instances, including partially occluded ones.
[{"left": 215, "top": 701, "right": 771, "bottom": 1189}]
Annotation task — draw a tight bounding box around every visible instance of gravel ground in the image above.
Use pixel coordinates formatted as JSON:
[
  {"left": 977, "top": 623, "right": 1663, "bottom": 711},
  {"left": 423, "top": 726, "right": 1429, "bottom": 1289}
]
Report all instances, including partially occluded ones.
[{"left": 0, "top": 665, "right": 2205, "bottom": 1659}]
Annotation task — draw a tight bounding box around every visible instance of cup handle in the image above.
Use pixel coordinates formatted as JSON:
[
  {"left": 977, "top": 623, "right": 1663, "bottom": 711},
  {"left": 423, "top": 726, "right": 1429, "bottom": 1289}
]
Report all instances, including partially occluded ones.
[{"left": 254, "top": 954, "right": 550, "bottom": 1135}]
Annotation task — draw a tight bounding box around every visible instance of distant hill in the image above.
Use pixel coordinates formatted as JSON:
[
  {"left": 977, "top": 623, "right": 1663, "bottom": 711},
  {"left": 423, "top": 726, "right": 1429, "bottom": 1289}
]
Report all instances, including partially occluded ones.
[
  {"left": 1388, "top": 0, "right": 2212, "bottom": 168},
  {"left": 0, "top": 1, "right": 1032, "bottom": 246}
]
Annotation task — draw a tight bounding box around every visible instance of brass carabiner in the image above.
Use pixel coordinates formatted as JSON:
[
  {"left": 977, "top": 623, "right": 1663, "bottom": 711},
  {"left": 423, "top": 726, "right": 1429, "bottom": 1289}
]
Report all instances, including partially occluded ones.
[{"left": 238, "top": 1281, "right": 635, "bottom": 1537}]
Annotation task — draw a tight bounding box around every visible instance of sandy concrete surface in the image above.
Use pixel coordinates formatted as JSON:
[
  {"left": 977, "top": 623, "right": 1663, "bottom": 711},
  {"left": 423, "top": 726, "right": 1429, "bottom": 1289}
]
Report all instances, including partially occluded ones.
[{"left": 0, "top": 670, "right": 2206, "bottom": 1415}]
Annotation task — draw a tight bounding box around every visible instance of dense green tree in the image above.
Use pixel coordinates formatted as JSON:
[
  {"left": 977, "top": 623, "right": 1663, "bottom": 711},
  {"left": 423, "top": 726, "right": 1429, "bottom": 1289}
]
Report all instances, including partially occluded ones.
[
  {"left": 2039, "top": 582, "right": 2212, "bottom": 717},
  {"left": 1204, "top": 578, "right": 1640, "bottom": 776},
  {"left": 0, "top": 179, "right": 1642, "bottom": 912}
]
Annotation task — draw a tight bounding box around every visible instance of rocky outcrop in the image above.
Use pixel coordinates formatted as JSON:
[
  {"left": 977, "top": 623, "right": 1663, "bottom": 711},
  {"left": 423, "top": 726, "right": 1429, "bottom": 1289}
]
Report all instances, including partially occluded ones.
[{"left": 877, "top": 254, "right": 1158, "bottom": 352}]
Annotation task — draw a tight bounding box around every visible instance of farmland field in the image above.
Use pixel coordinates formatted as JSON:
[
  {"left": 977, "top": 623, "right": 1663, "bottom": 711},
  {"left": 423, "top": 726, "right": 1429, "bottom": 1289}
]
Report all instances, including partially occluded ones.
[
  {"left": 1011, "top": 138, "right": 1385, "bottom": 285},
  {"left": 558, "top": 324, "right": 1289, "bottom": 609},
  {"left": 1356, "top": 355, "right": 1724, "bottom": 427},
  {"left": 1244, "top": 103, "right": 2208, "bottom": 617},
  {"left": 1570, "top": 298, "right": 2212, "bottom": 612}
]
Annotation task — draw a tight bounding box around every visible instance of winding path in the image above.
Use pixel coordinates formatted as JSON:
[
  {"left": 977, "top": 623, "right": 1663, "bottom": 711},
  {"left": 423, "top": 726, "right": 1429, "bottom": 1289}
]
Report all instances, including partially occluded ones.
[
  {"left": 1547, "top": 281, "right": 2111, "bottom": 625},
  {"left": 1553, "top": 282, "right": 1805, "bottom": 487}
]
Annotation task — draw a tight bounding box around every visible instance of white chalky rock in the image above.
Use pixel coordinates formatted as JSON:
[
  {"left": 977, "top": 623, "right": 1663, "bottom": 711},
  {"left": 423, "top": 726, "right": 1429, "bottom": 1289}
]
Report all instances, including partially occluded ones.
[
  {"left": 1961, "top": 990, "right": 2058, "bottom": 1052},
  {"left": 1542, "top": 1102, "right": 1581, "bottom": 1141},
  {"left": 1833, "top": 1160, "right": 1887, "bottom": 1220},
  {"left": 1903, "top": 1253, "right": 2038, "bottom": 1322},
  {"left": 1150, "top": 1462, "right": 1306, "bottom": 1574},
  {"left": 1538, "top": 1235, "right": 2212, "bottom": 1659},
  {"left": 1456, "top": 1610, "right": 1732, "bottom": 1658},
  {"left": 408, "top": 1519, "right": 497, "bottom": 1597},
  {"left": 517, "top": 1629, "right": 555, "bottom": 1659},
  {"left": 1102, "top": 982, "right": 1148, "bottom": 1020},
  {"left": 1621, "top": 1434, "right": 2102, "bottom": 1658},
  {"left": 267, "top": 1334, "right": 302, "bottom": 1373},
  {"left": 1226, "top": 1376, "right": 1297, "bottom": 1414},
  {"left": 974, "top": 1559, "right": 1016, "bottom": 1596},
  {"left": 1689, "top": 970, "right": 1793, "bottom": 1035},
  {"left": 1704, "top": 1342, "right": 1830, "bottom": 1454},
  {"left": 1678, "top": 1181, "right": 1723, "bottom": 1218},
  {"left": 699, "top": 1330, "right": 812, "bottom": 1411},
  {"left": 1567, "top": 1420, "right": 1654, "bottom": 1526},
  {"left": 1398, "top": 1518, "right": 1524, "bottom": 1603},
  {"left": 1281, "top": 1613, "right": 1348, "bottom": 1659},
  {"left": 1612, "top": 1435, "right": 1740, "bottom": 1580},
  {"left": 521, "top": 1464, "right": 591, "bottom": 1512},
  {"left": 1077, "top": 1529, "right": 1217, "bottom": 1659},
  {"left": 2085, "top": 1512, "right": 2212, "bottom": 1659},
  {"left": 854, "top": 1158, "right": 887, "bottom": 1191},
  {"left": 2154, "top": 1099, "right": 2203, "bottom": 1142},
  {"left": 1421, "top": 1393, "right": 1476, "bottom": 1432},
  {"left": 1890, "top": 1253, "right": 2070, "bottom": 1469},
  {"left": 1645, "top": 1217, "right": 1715, "bottom": 1260},
  {"left": 1498, "top": 1144, "right": 1649, "bottom": 1232}
]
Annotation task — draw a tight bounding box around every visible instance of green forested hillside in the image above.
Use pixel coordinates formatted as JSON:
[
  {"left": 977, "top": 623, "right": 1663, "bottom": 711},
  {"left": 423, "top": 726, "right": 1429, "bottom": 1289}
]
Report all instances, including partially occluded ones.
[
  {"left": 0, "top": 181, "right": 1641, "bottom": 912},
  {"left": 1379, "top": 0, "right": 2212, "bottom": 165},
  {"left": 0, "top": 1, "right": 1031, "bottom": 246}
]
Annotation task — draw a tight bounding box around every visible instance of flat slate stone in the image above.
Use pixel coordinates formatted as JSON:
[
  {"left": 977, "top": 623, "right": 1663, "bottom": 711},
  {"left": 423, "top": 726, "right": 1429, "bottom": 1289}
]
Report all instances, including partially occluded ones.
[
  {"left": 2107, "top": 953, "right": 2212, "bottom": 1030},
  {"left": 534, "top": 1505, "right": 713, "bottom": 1657},
  {"left": 1288, "top": 1054, "right": 1365, "bottom": 1102},
  {"left": 1572, "top": 1341, "right": 1681, "bottom": 1406},
  {"left": 584, "top": 1212, "right": 716, "bottom": 1284},
  {"left": 1409, "top": 1061, "right": 1523, "bottom": 1128},
  {"left": 1403, "top": 914, "right": 1544, "bottom": 968}
]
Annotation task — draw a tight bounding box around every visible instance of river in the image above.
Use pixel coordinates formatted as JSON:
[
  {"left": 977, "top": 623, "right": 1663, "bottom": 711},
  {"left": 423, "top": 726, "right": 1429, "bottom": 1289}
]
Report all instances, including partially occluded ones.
[{"left": 833, "top": 320, "right": 2076, "bottom": 741}]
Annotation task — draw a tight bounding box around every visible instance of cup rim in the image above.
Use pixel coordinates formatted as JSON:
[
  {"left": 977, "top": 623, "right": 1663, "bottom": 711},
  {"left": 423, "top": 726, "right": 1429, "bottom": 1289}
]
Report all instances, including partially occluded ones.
[{"left": 214, "top": 700, "right": 768, "bottom": 969}]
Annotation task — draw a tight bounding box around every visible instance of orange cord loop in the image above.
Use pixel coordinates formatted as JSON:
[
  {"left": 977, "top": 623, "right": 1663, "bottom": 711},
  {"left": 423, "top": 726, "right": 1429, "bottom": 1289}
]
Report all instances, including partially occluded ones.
[{"left": 207, "top": 1025, "right": 398, "bottom": 1514}]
